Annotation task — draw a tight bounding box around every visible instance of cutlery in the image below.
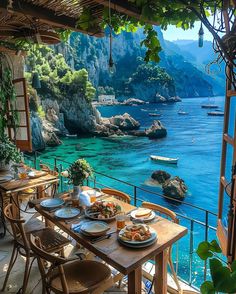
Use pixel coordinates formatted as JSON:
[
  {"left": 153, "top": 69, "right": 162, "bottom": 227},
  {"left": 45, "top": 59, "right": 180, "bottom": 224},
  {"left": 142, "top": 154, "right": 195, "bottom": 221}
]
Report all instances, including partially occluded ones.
[{"left": 91, "top": 230, "right": 117, "bottom": 244}]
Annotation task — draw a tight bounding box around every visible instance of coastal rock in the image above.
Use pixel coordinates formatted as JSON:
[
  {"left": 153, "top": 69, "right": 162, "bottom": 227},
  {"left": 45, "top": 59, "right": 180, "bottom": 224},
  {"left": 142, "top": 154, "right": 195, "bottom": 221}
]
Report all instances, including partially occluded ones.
[
  {"left": 127, "top": 130, "right": 146, "bottom": 137},
  {"left": 123, "top": 98, "right": 146, "bottom": 105},
  {"left": 146, "top": 120, "right": 167, "bottom": 139},
  {"left": 169, "top": 96, "right": 182, "bottom": 103},
  {"left": 151, "top": 170, "right": 171, "bottom": 184},
  {"left": 30, "top": 112, "right": 45, "bottom": 151},
  {"left": 162, "top": 176, "right": 188, "bottom": 200},
  {"left": 42, "top": 99, "right": 69, "bottom": 136},
  {"left": 109, "top": 113, "right": 140, "bottom": 131}
]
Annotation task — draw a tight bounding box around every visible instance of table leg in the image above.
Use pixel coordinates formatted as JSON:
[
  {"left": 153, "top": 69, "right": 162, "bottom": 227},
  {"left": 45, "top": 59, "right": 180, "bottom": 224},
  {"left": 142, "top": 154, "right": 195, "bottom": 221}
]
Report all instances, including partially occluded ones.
[
  {"left": 37, "top": 185, "right": 45, "bottom": 199},
  {"left": 154, "top": 249, "right": 168, "bottom": 294},
  {"left": 128, "top": 266, "right": 142, "bottom": 294}
]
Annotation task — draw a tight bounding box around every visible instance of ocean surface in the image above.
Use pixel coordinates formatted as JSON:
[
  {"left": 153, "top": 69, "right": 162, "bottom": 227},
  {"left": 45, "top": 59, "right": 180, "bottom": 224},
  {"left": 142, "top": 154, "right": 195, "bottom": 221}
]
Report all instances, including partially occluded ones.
[{"left": 35, "top": 96, "right": 236, "bottom": 286}]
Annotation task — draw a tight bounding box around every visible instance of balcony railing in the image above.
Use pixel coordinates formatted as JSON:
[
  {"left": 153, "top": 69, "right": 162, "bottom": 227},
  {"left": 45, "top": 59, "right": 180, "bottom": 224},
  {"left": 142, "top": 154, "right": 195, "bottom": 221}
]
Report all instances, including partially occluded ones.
[{"left": 24, "top": 152, "right": 225, "bottom": 290}]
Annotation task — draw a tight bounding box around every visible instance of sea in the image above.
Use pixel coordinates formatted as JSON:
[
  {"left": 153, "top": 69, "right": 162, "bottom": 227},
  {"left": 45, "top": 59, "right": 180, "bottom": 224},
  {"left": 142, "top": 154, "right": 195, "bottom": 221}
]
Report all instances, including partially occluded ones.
[{"left": 33, "top": 96, "right": 236, "bottom": 287}]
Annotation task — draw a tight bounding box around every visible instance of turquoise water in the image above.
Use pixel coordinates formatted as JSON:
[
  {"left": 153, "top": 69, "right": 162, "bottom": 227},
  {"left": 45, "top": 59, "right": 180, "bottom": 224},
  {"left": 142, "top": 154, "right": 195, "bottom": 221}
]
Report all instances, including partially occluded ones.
[
  {"left": 34, "top": 96, "right": 236, "bottom": 287},
  {"left": 40, "top": 97, "right": 229, "bottom": 216}
]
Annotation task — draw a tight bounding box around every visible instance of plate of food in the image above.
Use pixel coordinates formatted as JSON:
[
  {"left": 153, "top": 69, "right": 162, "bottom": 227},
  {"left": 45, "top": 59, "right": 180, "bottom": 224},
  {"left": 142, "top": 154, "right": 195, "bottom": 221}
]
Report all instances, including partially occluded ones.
[
  {"left": 130, "top": 208, "right": 156, "bottom": 223},
  {"left": 80, "top": 221, "right": 110, "bottom": 237},
  {"left": 54, "top": 207, "right": 80, "bottom": 219},
  {"left": 85, "top": 201, "right": 122, "bottom": 221},
  {"left": 118, "top": 224, "right": 157, "bottom": 247},
  {"left": 40, "top": 198, "right": 64, "bottom": 210}
]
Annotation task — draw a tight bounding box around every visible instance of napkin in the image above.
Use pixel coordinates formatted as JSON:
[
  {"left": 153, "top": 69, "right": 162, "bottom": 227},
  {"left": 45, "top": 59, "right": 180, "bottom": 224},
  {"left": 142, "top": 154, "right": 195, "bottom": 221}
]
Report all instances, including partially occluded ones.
[{"left": 79, "top": 191, "right": 91, "bottom": 207}]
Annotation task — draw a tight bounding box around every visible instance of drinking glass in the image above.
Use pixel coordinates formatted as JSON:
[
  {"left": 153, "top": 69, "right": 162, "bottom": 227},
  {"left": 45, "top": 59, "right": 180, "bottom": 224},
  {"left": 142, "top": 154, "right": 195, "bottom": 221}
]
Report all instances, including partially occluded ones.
[{"left": 116, "top": 212, "right": 126, "bottom": 231}]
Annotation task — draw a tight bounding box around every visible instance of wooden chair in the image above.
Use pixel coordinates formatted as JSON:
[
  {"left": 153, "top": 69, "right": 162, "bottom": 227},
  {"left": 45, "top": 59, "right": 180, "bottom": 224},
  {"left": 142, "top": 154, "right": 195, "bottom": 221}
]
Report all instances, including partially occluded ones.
[
  {"left": 141, "top": 201, "right": 181, "bottom": 293},
  {"left": 29, "top": 234, "right": 113, "bottom": 294},
  {"left": 2, "top": 204, "right": 70, "bottom": 294},
  {"left": 101, "top": 188, "right": 131, "bottom": 203}
]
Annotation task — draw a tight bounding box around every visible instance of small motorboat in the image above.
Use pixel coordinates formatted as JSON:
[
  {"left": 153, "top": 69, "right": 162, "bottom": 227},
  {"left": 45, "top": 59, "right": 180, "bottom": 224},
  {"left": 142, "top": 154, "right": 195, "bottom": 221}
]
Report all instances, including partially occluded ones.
[
  {"left": 178, "top": 110, "right": 189, "bottom": 115},
  {"left": 148, "top": 113, "right": 162, "bottom": 117},
  {"left": 207, "top": 111, "right": 224, "bottom": 116},
  {"left": 150, "top": 155, "right": 179, "bottom": 164},
  {"left": 201, "top": 105, "right": 219, "bottom": 109},
  {"left": 66, "top": 134, "right": 77, "bottom": 137}
]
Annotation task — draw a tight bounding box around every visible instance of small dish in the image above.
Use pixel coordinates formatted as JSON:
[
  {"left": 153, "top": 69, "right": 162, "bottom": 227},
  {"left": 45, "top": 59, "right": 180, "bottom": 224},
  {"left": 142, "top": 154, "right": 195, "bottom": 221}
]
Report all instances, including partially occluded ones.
[
  {"left": 130, "top": 209, "right": 156, "bottom": 223},
  {"left": 40, "top": 198, "right": 64, "bottom": 210},
  {"left": 54, "top": 207, "right": 80, "bottom": 219},
  {"left": 80, "top": 221, "right": 110, "bottom": 237}
]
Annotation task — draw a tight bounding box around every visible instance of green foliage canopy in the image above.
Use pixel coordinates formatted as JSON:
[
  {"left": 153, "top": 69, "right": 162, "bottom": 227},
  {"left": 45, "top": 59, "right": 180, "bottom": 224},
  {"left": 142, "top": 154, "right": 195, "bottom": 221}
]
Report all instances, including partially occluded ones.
[{"left": 25, "top": 45, "right": 96, "bottom": 104}]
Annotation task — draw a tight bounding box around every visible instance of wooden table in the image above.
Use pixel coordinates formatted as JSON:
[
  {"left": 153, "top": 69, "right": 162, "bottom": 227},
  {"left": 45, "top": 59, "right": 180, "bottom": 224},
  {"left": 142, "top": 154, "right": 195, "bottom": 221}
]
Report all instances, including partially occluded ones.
[
  {"left": 32, "top": 196, "right": 187, "bottom": 294},
  {"left": 0, "top": 170, "right": 59, "bottom": 237}
]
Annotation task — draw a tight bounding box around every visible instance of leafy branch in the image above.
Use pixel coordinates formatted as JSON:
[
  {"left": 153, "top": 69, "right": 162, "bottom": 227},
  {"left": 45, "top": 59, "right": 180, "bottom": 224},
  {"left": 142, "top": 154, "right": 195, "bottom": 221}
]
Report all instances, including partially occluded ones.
[{"left": 197, "top": 240, "right": 236, "bottom": 294}]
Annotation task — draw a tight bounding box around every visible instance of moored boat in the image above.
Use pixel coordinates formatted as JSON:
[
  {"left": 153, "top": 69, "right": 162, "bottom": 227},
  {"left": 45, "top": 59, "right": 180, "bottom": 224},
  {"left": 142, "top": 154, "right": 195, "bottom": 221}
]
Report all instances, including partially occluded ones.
[
  {"left": 201, "top": 104, "right": 219, "bottom": 109},
  {"left": 150, "top": 155, "right": 179, "bottom": 164},
  {"left": 178, "top": 110, "right": 189, "bottom": 115},
  {"left": 207, "top": 111, "right": 224, "bottom": 116},
  {"left": 148, "top": 113, "right": 161, "bottom": 117}
]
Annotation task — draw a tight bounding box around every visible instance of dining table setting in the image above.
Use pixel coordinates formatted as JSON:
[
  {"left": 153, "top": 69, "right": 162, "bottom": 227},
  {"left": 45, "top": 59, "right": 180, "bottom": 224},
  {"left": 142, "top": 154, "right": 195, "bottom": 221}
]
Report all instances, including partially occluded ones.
[{"left": 30, "top": 190, "right": 188, "bottom": 294}]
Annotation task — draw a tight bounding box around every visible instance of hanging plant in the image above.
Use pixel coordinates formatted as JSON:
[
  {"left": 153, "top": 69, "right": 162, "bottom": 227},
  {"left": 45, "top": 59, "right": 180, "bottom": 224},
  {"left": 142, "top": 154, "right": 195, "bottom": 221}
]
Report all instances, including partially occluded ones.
[{"left": 0, "top": 53, "right": 19, "bottom": 140}]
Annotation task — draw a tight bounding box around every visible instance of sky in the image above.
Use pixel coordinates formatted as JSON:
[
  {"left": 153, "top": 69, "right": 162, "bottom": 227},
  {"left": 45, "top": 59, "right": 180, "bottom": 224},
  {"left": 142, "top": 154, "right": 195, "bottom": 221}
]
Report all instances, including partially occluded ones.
[{"left": 163, "top": 21, "right": 213, "bottom": 41}]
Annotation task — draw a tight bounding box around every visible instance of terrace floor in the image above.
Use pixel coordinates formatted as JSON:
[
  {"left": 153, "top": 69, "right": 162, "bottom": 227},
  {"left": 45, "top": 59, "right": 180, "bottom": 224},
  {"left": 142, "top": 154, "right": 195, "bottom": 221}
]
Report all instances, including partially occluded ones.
[{"left": 0, "top": 204, "right": 199, "bottom": 294}]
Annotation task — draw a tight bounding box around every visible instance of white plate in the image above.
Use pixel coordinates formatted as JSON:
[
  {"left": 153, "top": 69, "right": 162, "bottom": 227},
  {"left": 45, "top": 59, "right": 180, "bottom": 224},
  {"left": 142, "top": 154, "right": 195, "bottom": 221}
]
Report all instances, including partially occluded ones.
[
  {"left": 118, "top": 226, "right": 157, "bottom": 245},
  {"left": 118, "top": 237, "right": 157, "bottom": 248},
  {"left": 54, "top": 207, "right": 80, "bottom": 219},
  {"left": 80, "top": 221, "right": 110, "bottom": 236},
  {"left": 85, "top": 189, "right": 102, "bottom": 198},
  {"left": 40, "top": 198, "right": 64, "bottom": 210},
  {"left": 131, "top": 209, "right": 156, "bottom": 223}
]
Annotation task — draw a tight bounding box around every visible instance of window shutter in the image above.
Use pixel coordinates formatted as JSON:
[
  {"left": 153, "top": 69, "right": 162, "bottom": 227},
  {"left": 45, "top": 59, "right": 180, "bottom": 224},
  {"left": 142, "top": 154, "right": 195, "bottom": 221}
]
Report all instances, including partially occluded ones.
[{"left": 7, "top": 78, "right": 32, "bottom": 152}]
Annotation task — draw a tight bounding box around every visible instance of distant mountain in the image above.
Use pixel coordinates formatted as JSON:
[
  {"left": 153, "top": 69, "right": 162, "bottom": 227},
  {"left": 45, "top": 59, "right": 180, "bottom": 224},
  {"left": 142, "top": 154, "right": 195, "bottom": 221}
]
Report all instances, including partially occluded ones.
[
  {"left": 171, "top": 39, "right": 225, "bottom": 95},
  {"left": 56, "top": 27, "right": 224, "bottom": 100}
]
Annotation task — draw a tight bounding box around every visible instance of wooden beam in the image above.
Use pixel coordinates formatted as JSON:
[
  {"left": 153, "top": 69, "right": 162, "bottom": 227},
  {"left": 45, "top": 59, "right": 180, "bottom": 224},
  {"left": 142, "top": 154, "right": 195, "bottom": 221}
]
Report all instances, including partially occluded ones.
[
  {"left": 0, "top": 0, "right": 104, "bottom": 37},
  {"left": 93, "top": 0, "right": 159, "bottom": 25}
]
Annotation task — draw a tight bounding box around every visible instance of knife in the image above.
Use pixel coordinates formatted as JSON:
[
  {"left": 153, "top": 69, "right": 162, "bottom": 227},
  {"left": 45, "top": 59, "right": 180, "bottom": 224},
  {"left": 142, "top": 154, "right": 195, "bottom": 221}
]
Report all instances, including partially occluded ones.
[{"left": 91, "top": 230, "right": 117, "bottom": 244}]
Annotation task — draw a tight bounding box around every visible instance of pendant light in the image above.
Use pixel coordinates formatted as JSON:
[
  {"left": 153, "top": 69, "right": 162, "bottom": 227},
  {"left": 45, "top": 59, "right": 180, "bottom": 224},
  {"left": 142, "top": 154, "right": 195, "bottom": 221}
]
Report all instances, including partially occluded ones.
[
  {"left": 108, "top": 0, "right": 116, "bottom": 75},
  {"left": 32, "top": 71, "right": 41, "bottom": 89},
  {"left": 31, "top": 45, "right": 41, "bottom": 89},
  {"left": 108, "top": 26, "right": 116, "bottom": 75},
  {"left": 198, "top": 22, "right": 204, "bottom": 48}
]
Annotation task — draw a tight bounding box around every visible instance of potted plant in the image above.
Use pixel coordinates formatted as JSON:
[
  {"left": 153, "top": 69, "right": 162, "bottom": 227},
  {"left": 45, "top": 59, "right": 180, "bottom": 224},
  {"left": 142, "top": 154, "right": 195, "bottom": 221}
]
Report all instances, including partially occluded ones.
[
  {"left": 66, "top": 159, "right": 93, "bottom": 200},
  {"left": 0, "top": 136, "right": 22, "bottom": 171}
]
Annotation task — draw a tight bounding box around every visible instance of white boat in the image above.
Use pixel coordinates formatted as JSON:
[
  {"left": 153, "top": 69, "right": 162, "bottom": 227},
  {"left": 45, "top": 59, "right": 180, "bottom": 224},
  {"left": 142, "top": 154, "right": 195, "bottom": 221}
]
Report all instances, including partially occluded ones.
[
  {"left": 178, "top": 110, "right": 189, "bottom": 115},
  {"left": 207, "top": 111, "right": 224, "bottom": 116},
  {"left": 150, "top": 155, "right": 179, "bottom": 164},
  {"left": 148, "top": 113, "right": 162, "bottom": 117}
]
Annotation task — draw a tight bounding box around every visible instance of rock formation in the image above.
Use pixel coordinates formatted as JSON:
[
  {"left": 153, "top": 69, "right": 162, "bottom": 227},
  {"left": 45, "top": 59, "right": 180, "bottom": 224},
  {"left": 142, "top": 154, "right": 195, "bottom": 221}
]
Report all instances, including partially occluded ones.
[
  {"left": 109, "top": 113, "right": 140, "bottom": 131},
  {"left": 151, "top": 170, "right": 171, "bottom": 184},
  {"left": 162, "top": 176, "right": 188, "bottom": 200},
  {"left": 146, "top": 120, "right": 167, "bottom": 139}
]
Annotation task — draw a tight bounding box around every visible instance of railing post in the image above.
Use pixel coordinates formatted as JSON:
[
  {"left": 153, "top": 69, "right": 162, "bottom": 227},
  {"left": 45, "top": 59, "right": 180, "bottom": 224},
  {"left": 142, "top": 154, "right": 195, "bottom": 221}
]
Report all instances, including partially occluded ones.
[
  {"left": 134, "top": 186, "right": 137, "bottom": 206},
  {"left": 34, "top": 151, "right": 37, "bottom": 169},
  {"left": 54, "top": 157, "right": 57, "bottom": 171},
  {"left": 189, "top": 220, "right": 194, "bottom": 285},
  {"left": 204, "top": 211, "right": 209, "bottom": 281},
  {"left": 93, "top": 176, "right": 96, "bottom": 188}
]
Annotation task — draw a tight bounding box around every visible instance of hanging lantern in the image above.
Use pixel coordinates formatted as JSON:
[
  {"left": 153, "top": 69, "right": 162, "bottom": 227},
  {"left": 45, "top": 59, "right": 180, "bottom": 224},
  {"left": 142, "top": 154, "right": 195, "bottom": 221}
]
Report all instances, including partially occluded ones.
[
  {"left": 198, "top": 23, "right": 204, "bottom": 48},
  {"left": 32, "top": 71, "right": 41, "bottom": 89},
  {"left": 108, "top": 28, "right": 116, "bottom": 75}
]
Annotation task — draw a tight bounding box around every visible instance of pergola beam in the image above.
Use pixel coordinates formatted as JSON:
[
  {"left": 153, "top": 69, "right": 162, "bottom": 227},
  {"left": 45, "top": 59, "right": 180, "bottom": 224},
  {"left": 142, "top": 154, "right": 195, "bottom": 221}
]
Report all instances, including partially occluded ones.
[
  {"left": 0, "top": 0, "right": 104, "bottom": 37},
  {"left": 93, "top": 0, "right": 158, "bottom": 25}
]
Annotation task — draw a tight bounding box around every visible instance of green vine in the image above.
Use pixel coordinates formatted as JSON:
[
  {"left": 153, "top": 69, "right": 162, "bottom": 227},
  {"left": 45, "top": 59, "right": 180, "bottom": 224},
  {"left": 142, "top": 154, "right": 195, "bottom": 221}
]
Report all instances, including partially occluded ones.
[{"left": 0, "top": 53, "right": 19, "bottom": 140}]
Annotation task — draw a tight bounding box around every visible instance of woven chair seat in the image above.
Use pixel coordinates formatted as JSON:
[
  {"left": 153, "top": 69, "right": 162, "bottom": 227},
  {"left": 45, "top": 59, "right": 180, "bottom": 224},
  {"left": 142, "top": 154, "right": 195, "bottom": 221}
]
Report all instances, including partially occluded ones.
[
  {"left": 49, "top": 260, "right": 111, "bottom": 294},
  {"left": 29, "top": 228, "right": 70, "bottom": 252}
]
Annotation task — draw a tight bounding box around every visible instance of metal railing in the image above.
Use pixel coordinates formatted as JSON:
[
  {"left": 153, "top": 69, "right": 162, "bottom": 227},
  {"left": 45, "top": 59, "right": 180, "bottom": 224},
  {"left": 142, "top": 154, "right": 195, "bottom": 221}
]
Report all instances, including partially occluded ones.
[{"left": 24, "top": 152, "right": 224, "bottom": 290}]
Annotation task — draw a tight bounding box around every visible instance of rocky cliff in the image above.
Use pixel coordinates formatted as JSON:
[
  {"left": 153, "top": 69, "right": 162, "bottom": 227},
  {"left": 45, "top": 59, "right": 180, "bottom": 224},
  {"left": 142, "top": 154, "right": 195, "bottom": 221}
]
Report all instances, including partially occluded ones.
[{"left": 55, "top": 28, "right": 217, "bottom": 98}]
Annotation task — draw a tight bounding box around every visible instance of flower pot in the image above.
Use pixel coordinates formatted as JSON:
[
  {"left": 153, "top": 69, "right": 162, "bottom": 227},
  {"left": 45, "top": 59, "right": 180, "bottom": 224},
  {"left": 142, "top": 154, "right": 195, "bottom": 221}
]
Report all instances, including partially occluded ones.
[{"left": 0, "top": 161, "right": 12, "bottom": 172}]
